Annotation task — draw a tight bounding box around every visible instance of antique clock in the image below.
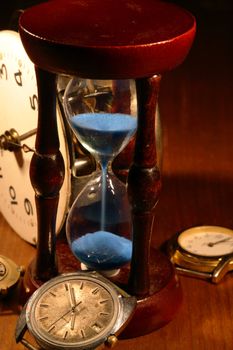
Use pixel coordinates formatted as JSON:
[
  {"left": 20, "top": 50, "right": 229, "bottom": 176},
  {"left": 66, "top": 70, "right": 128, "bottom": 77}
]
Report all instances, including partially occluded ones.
[
  {"left": 2, "top": 0, "right": 196, "bottom": 339},
  {"left": 0, "top": 30, "right": 71, "bottom": 244}
]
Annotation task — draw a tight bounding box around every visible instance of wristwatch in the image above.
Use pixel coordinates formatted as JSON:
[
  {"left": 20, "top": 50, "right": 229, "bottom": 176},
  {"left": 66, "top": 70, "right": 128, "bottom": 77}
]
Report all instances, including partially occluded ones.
[
  {"left": 15, "top": 271, "right": 136, "bottom": 349},
  {"left": 167, "top": 225, "right": 233, "bottom": 283},
  {"left": 0, "top": 255, "right": 24, "bottom": 297}
]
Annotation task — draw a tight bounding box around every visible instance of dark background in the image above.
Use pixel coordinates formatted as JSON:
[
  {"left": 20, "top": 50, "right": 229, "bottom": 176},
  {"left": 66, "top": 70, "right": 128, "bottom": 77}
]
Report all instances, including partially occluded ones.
[{"left": 1, "top": 1, "right": 233, "bottom": 30}]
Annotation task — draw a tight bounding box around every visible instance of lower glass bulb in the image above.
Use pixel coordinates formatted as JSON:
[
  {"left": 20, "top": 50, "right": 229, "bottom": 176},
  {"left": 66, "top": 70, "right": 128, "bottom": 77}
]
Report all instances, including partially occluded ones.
[{"left": 66, "top": 170, "right": 132, "bottom": 271}]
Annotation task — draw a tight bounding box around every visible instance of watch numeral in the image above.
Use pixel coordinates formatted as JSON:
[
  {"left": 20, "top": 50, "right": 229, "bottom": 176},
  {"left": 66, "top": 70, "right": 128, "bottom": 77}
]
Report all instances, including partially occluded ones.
[
  {"left": 99, "top": 312, "right": 110, "bottom": 316},
  {"left": 38, "top": 316, "right": 49, "bottom": 321},
  {"left": 48, "top": 325, "right": 56, "bottom": 333},
  {"left": 24, "top": 198, "right": 34, "bottom": 216},
  {"left": 29, "top": 94, "right": 38, "bottom": 111},
  {"left": 14, "top": 70, "right": 23, "bottom": 86},
  {"left": 99, "top": 299, "right": 109, "bottom": 304},
  {"left": 9, "top": 186, "right": 18, "bottom": 205},
  {"left": 63, "top": 330, "right": 68, "bottom": 339},
  {"left": 91, "top": 287, "right": 99, "bottom": 295},
  {"left": 0, "top": 64, "right": 7, "bottom": 80},
  {"left": 39, "top": 303, "right": 49, "bottom": 308},
  {"left": 80, "top": 329, "right": 85, "bottom": 338}
]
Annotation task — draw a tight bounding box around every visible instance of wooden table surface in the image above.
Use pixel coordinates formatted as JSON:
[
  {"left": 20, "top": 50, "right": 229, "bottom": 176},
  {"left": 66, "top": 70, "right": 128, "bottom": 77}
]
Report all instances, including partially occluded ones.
[{"left": 1, "top": 3, "right": 233, "bottom": 350}]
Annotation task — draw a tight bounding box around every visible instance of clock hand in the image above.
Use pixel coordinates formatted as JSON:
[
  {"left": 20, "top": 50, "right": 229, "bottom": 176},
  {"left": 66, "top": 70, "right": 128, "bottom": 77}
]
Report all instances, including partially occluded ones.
[
  {"left": 208, "top": 237, "right": 233, "bottom": 247},
  {"left": 0, "top": 128, "right": 37, "bottom": 152}
]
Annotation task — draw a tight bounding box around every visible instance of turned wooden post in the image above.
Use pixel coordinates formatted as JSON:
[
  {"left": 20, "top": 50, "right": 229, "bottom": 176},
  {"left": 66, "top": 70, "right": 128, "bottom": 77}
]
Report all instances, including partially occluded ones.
[
  {"left": 29, "top": 68, "right": 65, "bottom": 281},
  {"left": 128, "top": 75, "right": 161, "bottom": 297}
]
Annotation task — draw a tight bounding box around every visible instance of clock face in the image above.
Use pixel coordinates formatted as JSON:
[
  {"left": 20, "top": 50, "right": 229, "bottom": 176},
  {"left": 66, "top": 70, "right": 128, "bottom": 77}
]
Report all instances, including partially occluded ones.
[
  {"left": 0, "top": 30, "right": 70, "bottom": 244},
  {"left": 27, "top": 274, "right": 119, "bottom": 349},
  {"left": 178, "top": 226, "right": 233, "bottom": 257}
]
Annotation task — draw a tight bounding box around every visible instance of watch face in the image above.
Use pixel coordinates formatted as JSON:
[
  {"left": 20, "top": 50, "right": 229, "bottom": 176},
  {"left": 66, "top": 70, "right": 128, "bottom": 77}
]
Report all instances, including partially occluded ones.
[
  {"left": 178, "top": 226, "right": 233, "bottom": 257},
  {"left": 0, "top": 255, "right": 21, "bottom": 295},
  {"left": 0, "top": 30, "right": 70, "bottom": 244},
  {"left": 26, "top": 273, "right": 120, "bottom": 349}
]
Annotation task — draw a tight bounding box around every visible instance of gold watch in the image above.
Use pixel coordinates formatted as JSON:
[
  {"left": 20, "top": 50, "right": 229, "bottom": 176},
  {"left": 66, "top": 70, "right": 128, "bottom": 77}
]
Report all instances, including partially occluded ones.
[{"left": 167, "top": 225, "right": 233, "bottom": 283}]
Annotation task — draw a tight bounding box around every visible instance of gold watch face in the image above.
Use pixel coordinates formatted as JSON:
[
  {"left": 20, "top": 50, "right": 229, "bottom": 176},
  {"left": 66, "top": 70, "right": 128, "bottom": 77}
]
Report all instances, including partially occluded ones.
[
  {"left": 27, "top": 273, "right": 120, "bottom": 349},
  {"left": 168, "top": 226, "right": 233, "bottom": 283},
  {"left": 178, "top": 226, "right": 233, "bottom": 258}
]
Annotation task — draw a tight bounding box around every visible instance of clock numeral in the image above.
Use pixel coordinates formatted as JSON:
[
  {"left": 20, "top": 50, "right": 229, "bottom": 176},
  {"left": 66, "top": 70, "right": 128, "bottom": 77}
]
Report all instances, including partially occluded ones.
[
  {"left": 0, "top": 64, "right": 7, "bottom": 80},
  {"left": 9, "top": 186, "right": 18, "bottom": 205},
  {"left": 0, "top": 167, "right": 3, "bottom": 178},
  {"left": 14, "top": 70, "right": 23, "bottom": 86},
  {"left": 24, "top": 198, "right": 34, "bottom": 216},
  {"left": 29, "top": 94, "right": 38, "bottom": 111}
]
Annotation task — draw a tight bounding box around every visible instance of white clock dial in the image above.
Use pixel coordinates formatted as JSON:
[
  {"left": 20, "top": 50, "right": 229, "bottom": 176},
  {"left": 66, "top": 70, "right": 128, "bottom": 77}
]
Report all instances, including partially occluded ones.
[
  {"left": 0, "top": 30, "right": 71, "bottom": 244},
  {"left": 178, "top": 226, "right": 233, "bottom": 257}
]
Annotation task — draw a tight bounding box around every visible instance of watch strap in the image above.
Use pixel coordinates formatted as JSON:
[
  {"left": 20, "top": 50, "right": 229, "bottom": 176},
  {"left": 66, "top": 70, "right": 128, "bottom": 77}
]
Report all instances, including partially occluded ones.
[
  {"left": 15, "top": 302, "right": 42, "bottom": 350},
  {"left": 15, "top": 302, "right": 28, "bottom": 343}
]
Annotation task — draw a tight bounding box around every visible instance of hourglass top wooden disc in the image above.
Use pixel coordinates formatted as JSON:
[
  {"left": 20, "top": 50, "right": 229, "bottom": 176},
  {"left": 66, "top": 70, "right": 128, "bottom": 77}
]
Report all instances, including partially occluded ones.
[{"left": 19, "top": 0, "right": 196, "bottom": 79}]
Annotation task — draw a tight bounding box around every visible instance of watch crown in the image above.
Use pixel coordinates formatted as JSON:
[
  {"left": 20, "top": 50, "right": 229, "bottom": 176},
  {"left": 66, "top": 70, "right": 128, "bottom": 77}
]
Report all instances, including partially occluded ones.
[{"left": 105, "top": 335, "right": 118, "bottom": 348}]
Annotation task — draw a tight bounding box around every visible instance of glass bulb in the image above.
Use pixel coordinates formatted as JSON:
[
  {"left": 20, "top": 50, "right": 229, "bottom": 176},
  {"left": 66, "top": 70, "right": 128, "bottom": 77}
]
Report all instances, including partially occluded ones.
[{"left": 63, "top": 78, "right": 137, "bottom": 272}]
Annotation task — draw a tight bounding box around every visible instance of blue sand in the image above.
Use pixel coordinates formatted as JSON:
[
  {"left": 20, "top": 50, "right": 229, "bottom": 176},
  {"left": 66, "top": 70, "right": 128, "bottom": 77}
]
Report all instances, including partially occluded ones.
[
  {"left": 71, "top": 230, "right": 132, "bottom": 270},
  {"left": 70, "top": 112, "right": 136, "bottom": 232},
  {"left": 70, "top": 113, "right": 137, "bottom": 157}
]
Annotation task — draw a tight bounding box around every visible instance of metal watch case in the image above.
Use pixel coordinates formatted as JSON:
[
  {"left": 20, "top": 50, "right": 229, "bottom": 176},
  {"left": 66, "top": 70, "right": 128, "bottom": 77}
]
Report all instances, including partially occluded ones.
[
  {"left": 15, "top": 271, "right": 136, "bottom": 350},
  {"left": 0, "top": 255, "right": 24, "bottom": 297},
  {"left": 167, "top": 226, "right": 233, "bottom": 283}
]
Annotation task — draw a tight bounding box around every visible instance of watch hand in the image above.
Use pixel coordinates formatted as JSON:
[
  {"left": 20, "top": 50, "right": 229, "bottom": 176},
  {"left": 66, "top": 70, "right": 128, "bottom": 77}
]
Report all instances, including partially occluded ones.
[
  {"left": 70, "top": 312, "right": 76, "bottom": 330},
  {"left": 68, "top": 284, "right": 76, "bottom": 310},
  {"left": 49, "top": 308, "right": 73, "bottom": 328},
  {"left": 208, "top": 237, "right": 233, "bottom": 247},
  {"left": 49, "top": 300, "right": 83, "bottom": 328}
]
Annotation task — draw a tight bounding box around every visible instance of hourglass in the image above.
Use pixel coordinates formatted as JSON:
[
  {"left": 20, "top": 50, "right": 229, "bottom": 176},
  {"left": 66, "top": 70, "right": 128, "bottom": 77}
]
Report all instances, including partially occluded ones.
[
  {"left": 64, "top": 78, "right": 137, "bottom": 273},
  {"left": 18, "top": 0, "right": 196, "bottom": 337}
]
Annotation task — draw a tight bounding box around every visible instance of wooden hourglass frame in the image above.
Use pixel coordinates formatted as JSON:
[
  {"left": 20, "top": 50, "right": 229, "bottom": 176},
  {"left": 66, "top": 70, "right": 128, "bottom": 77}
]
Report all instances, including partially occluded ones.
[{"left": 18, "top": 0, "right": 195, "bottom": 338}]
